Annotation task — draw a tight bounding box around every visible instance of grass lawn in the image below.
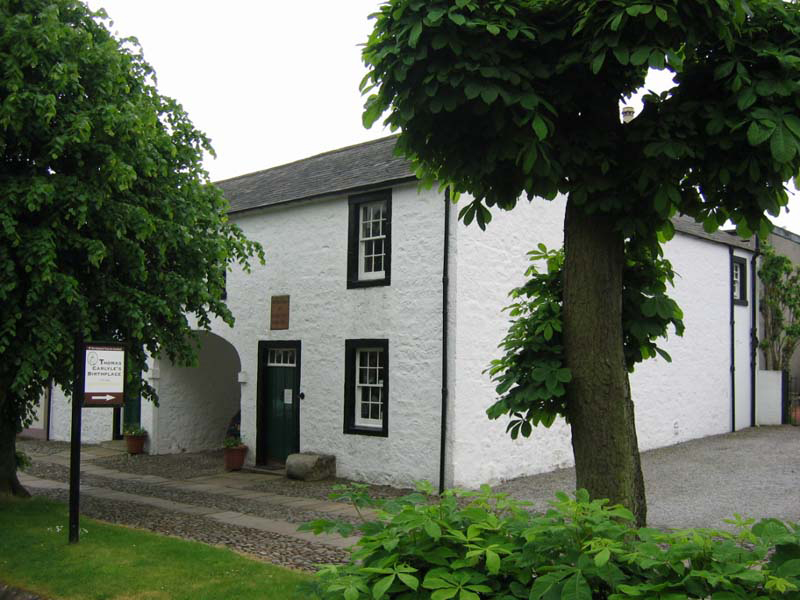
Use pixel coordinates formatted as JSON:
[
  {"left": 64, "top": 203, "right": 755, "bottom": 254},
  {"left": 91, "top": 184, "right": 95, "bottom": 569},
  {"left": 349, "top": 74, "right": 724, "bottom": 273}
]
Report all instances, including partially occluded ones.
[{"left": 0, "top": 496, "right": 313, "bottom": 600}]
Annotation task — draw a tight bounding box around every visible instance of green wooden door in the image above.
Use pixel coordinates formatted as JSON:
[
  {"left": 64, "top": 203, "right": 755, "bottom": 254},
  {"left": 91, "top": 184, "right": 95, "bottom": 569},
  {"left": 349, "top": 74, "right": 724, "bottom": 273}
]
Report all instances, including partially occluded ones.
[{"left": 258, "top": 343, "right": 300, "bottom": 465}]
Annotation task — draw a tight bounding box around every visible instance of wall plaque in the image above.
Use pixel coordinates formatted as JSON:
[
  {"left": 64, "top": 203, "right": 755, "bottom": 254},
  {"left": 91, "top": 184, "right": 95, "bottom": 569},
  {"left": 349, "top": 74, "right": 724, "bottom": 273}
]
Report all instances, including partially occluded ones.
[{"left": 270, "top": 295, "right": 290, "bottom": 330}]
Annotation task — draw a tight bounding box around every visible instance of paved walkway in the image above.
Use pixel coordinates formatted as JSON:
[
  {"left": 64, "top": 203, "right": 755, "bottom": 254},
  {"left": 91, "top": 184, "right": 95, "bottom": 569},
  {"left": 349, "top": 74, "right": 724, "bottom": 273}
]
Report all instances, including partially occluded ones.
[{"left": 19, "top": 445, "right": 363, "bottom": 550}]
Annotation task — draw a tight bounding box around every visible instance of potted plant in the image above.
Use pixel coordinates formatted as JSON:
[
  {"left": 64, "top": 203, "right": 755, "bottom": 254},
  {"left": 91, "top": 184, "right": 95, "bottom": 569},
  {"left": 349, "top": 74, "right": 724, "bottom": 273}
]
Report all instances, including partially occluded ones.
[
  {"left": 123, "top": 425, "right": 148, "bottom": 455},
  {"left": 223, "top": 436, "right": 247, "bottom": 471}
]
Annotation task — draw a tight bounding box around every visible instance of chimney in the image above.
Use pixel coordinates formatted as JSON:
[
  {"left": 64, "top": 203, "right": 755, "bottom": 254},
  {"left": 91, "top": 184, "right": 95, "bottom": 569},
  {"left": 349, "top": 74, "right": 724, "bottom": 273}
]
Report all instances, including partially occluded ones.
[{"left": 621, "top": 106, "right": 635, "bottom": 123}]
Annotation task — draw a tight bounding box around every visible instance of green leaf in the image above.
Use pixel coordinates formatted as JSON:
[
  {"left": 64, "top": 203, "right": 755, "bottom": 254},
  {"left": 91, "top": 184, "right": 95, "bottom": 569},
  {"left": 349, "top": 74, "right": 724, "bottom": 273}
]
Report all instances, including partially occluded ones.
[
  {"left": 432, "top": 589, "right": 458, "bottom": 600},
  {"left": 594, "top": 548, "right": 611, "bottom": 567},
  {"left": 487, "top": 23, "right": 500, "bottom": 35},
  {"left": 409, "top": 22, "right": 422, "bottom": 48},
  {"left": 747, "top": 121, "right": 774, "bottom": 146},
  {"left": 530, "top": 573, "right": 565, "bottom": 600},
  {"left": 448, "top": 12, "right": 467, "bottom": 25},
  {"left": 480, "top": 87, "right": 499, "bottom": 104},
  {"left": 630, "top": 47, "right": 651, "bottom": 66},
  {"left": 561, "top": 572, "right": 591, "bottom": 600},
  {"left": 783, "top": 114, "right": 800, "bottom": 140},
  {"left": 486, "top": 549, "right": 501, "bottom": 574},
  {"left": 533, "top": 115, "right": 548, "bottom": 141},
  {"left": 424, "top": 520, "right": 442, "bottom": 540},
  {"left": 612, "top": 46, "right": 629, "bottom": 65},
  {"left": 398, "top": 573, "right": 420, "bottom": 591},
  {"left": 737, "top": 87, "right": 757, "bottom": 110},
  {"left": 610, "top": 12, "right": 623, "bottom": 31},
  {"left": 770, "top": 125, "right": 796, "bottom": 163},
  {"left": 655, "top": 6, "right": 668, "bottom": 21},
  {"left": 591, "top": 52, "right": 606, "bottom": 74},
  {"left": 373, "top": 574, "right": 395, "bottom": 599}
]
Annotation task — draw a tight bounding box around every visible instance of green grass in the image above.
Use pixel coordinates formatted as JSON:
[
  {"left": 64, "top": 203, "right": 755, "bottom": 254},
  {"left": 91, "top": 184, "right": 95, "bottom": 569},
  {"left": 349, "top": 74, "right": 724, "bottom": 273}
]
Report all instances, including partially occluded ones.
[{"left": 0, "top": 496, "right": 313, "bottom": 600}]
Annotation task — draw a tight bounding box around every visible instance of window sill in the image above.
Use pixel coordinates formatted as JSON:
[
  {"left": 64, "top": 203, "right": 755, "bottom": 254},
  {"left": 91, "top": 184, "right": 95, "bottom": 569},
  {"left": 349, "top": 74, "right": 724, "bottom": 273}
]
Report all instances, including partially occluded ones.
[
  {"left": 344, "top": 426, "right": 388, "bottom": 437},
  {"left": 347, "top": 277, "right": 390, "bottom": 289}
]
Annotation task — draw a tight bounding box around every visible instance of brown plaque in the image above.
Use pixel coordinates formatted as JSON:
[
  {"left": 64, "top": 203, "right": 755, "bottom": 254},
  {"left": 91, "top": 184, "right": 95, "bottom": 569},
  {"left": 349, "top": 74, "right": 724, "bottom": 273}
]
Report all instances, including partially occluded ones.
[{"left": 270, "top": 295, "right": 290, "bottom": 330}]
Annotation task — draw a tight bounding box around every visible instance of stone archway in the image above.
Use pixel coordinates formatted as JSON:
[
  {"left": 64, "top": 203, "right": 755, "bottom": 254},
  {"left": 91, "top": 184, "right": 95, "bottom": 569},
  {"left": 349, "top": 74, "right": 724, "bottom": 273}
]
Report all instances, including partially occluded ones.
[{"left": 151, "top": 332, "right": 241, "bottom": 454}]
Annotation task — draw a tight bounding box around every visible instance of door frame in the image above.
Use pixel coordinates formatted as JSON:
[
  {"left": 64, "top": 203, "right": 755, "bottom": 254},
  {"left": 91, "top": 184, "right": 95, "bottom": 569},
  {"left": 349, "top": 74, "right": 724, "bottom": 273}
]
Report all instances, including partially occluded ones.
[{"left": 256, "top": 340, "right": 301, "bottom": 465}]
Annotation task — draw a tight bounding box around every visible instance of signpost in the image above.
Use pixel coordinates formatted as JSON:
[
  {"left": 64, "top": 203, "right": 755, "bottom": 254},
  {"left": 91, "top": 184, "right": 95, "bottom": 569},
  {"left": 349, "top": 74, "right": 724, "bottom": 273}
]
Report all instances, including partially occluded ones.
[
  {"left": 69, "top": 340, "right": 126, "bottom": 543},
  {"left": 83, "top": 345, "right": 126, "bottom": 407}
]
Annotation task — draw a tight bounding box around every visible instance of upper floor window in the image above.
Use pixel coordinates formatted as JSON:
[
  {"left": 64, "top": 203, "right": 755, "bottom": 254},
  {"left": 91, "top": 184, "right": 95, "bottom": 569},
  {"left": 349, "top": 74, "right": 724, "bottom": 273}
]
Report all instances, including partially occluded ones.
[
  {"left": 732, "top": 256, "right": 747, "bottom": 306},
  {"left": 348, "top": 190, "right": 391, "bottom": 288}
]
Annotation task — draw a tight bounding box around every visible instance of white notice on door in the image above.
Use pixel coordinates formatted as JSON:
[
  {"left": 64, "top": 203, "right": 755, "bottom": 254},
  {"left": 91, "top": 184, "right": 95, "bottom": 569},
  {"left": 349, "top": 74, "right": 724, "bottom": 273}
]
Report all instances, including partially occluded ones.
[{"left": 283, "top": 389, "right": 293, "bottom": 405}]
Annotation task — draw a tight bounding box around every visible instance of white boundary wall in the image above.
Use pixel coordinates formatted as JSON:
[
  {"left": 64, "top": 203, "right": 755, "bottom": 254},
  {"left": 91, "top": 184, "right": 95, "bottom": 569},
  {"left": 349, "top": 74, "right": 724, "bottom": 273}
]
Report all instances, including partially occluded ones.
[{"left": 49, "top": 385, "right": 114, "bottom": 444}]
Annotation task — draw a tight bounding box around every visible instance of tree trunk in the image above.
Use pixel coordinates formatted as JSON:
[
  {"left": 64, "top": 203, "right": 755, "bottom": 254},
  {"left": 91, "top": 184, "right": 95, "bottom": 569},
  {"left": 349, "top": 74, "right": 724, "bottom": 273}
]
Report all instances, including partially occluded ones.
[
  {"left": 562, "top": 200, "right": 646, "bottom": 526},
  {"left": 0, "top": 386, "right": 30, "bottom": 498}
]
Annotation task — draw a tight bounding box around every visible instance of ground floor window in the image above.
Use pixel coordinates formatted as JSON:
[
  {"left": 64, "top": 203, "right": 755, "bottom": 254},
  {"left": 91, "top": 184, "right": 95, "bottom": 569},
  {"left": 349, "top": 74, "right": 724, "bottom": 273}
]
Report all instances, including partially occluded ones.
[{"left": 344, "top": 339, "right": 388, "bottom": 436}]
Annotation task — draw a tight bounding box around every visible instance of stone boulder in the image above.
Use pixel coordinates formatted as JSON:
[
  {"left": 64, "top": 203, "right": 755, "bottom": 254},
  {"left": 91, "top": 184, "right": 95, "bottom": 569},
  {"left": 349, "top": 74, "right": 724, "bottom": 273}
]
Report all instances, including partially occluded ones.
[{"left": 285, "top": 453, "right": 336, "bottom": 481}]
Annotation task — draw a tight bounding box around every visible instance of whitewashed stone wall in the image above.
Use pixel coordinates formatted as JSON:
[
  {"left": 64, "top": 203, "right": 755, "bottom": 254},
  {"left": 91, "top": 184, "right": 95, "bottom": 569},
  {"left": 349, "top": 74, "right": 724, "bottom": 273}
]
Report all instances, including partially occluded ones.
[
  {"left": 49, "top": 385, "right": 114, "bottom": 444},
  {"left": 449, "top": 195, "right": 752, "bottom": 488},
  {"left": 148, "top": 331, "right": 241, "bottom": 454},
  {"left": 213, "top": 182, "right": 445, "bottom": 486},
  {"left": 632, "top": 234, "right": 734, "bottom": 449},
  {"left": 449, "top": 195, "right": 573, "bottom": 488}
]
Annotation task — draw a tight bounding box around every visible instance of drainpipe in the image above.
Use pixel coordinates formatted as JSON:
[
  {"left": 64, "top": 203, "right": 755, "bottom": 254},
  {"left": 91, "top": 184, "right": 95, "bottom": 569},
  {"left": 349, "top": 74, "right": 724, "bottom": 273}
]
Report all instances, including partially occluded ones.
[
  {"left": 438, "top": 190, "right": 451, "bottom": 494},
  {"left": 730, "top": 246, "right": 736, "bottom": 432},
  {"left": 750, "top": 236, "right": 759, "bottom": 427}
]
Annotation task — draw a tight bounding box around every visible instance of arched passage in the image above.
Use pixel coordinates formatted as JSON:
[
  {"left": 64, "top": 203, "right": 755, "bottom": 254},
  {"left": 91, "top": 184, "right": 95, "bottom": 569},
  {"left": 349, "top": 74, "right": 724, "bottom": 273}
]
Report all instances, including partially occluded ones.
[{"left": 152, "top": 331, "right": 241, "bottom": 454}]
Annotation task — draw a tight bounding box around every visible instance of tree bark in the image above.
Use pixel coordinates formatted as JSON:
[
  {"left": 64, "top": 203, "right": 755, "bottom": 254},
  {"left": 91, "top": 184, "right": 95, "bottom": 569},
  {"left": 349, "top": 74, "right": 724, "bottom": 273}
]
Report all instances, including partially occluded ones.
[
  {"left": 0, "top": 386, "right": 30, "bottom": 498},
  {"left": 562, "top": 200, "right": 646, "bottom": 526}
]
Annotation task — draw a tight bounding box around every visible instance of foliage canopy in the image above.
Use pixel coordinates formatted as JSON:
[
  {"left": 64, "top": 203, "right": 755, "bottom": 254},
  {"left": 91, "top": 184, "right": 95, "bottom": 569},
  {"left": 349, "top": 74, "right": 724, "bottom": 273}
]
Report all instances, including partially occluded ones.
[
  {"left": 0, "top": 0, "right": 262, "bottom": 435},
  {"left": 362, "top": 0, "right": 800, "bottom": 241},
  {"left": 486, "top": 243, "right": 683, "bottom": 439}
]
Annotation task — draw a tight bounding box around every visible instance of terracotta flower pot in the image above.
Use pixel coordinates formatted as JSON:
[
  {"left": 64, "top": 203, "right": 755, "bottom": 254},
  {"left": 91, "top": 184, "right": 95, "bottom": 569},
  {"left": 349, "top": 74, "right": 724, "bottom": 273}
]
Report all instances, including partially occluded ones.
[
  {"left": 124, "top": 434, "right": 147, "bottom": 455},
  {"left": 791, "top": 404, "right": 800, "bottom": 426},
  {"left": 224, "top": 445, "right": 247, "bottom": 471}
]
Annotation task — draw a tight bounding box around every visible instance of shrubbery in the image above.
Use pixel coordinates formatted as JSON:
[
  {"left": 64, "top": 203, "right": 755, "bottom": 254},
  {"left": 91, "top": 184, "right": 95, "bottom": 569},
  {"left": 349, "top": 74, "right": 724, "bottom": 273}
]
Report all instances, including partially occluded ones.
[{"left": 302, "top": 483, "right": 800, "bottom": 599}]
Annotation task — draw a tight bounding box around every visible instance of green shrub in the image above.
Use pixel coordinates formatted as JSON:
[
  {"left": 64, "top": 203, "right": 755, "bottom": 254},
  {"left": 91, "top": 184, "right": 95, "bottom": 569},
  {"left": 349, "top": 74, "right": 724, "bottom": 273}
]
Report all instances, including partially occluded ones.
[
  {"left": 14, "top": 449, "right": 31, "bottom": 471},
  {"left": 302, "top": 484, "right": 800, "bottom": 599},
  {"left": 122, "top": 425, "right": 147, "bottom": 437}
]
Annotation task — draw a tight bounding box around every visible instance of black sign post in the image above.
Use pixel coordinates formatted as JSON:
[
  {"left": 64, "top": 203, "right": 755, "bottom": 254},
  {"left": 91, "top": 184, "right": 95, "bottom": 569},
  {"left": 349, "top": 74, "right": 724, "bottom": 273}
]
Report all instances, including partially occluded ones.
[
  {"left": 68, "top": 339, "right": 126, "bottom": 543},
  {"left": 68, "top": 335, "right": 85, "bottom": 544}
]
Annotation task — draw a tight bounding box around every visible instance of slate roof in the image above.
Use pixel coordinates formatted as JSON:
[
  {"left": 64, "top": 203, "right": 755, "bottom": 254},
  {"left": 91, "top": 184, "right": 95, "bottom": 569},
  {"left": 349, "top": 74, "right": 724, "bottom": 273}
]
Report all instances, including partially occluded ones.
[
  {"left": 216, "top": 135, "right": 415, "bottom": 214},
  {"left": 672, "top": 214, "right": 754, "bottom": 251},
  {"left": 216, "top": 135, "right": 754, "bottom": 252}
]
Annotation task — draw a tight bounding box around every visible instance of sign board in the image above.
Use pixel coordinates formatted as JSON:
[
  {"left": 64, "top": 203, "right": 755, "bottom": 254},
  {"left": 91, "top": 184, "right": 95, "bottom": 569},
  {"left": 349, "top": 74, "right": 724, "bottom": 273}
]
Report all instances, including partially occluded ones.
[
  {"left": 83, "top": 343, "right": 125, "bottom": 407},
  {"left": 270, "top": 295, "right": 290, "bottom": 330}
]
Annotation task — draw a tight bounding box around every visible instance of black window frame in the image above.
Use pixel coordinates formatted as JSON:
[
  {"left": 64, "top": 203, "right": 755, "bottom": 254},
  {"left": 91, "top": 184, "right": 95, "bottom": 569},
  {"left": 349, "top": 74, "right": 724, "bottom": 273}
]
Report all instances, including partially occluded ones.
[
  {"left": 343, "top": 338, "right": 389, "bottom": 437},
  {"left": 347, "top": 190, "right": 392, "bottom": 289},
  {"left": 732, "top": 256, "right": 748, "bottom": 306}
]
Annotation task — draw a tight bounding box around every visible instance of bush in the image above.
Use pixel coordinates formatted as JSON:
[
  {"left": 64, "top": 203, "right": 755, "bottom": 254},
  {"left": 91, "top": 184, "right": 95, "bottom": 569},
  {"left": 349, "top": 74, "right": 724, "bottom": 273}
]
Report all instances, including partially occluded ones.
[
  {"left": 302, "top": 484, "right": 800, "bottom": 599},
  {"left": 123, "top": 425, "right": 147, "bottom": 437},
  {"left": 14, "top": 450, "right": 31, "bottom": 472}
]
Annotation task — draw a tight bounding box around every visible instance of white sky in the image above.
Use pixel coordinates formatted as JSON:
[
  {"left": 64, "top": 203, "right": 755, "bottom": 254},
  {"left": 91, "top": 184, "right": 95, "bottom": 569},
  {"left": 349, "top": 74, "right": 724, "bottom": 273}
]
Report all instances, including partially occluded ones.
[{"left": 86, "top": 0, "right": 799, "bottom": 233}]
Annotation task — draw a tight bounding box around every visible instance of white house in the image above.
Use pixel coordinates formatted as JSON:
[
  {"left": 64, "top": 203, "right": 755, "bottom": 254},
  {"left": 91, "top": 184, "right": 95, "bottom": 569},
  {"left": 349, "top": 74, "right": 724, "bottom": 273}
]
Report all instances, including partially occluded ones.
[{"left": 35, "top": 136, "right": 769, "bottom": 489}]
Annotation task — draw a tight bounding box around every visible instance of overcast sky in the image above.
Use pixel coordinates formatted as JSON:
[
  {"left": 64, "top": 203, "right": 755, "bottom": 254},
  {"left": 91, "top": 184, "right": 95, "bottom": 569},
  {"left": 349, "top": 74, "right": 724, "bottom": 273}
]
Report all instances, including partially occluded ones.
[{"left": 85, "top": 0, "right": 799, "bottom": 233}]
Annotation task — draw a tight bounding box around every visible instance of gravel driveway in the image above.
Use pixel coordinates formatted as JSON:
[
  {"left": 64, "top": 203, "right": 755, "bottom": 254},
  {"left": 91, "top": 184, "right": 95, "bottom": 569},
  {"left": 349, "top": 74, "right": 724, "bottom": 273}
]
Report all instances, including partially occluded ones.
[{"left": 495, "top": 425, "right": 800, "bottom": 529}]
